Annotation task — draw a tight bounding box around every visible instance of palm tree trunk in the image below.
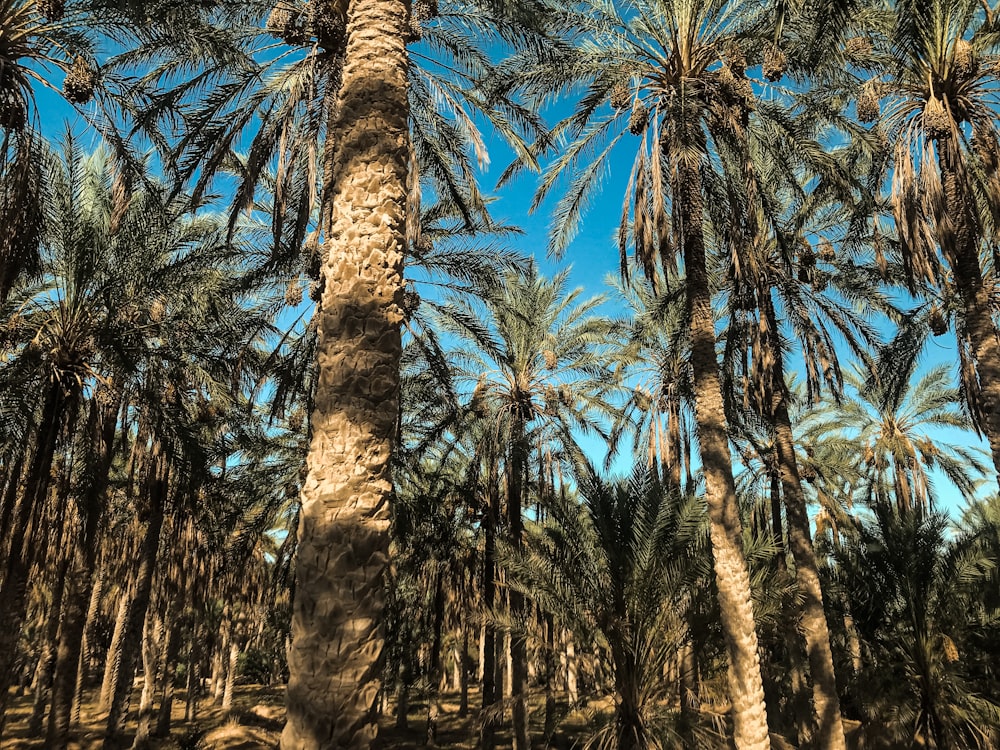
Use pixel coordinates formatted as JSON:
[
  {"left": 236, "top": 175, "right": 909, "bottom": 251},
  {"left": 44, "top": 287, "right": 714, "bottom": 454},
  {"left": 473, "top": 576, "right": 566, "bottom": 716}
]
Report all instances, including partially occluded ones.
[
  {"left": 281, "top": 0, "right": 408, "bottom": 745},
  {"left": 480, "top": 461, "right": 499, "bottom": 750},
  {"left": 100, "top": 589, "right": 131, "bottom": 713},
  {"left": 761, "top": 296, "right": 847, "bottom": 750},
  {"left": 0, "top": 380, "right": 76, "bottom": 739},
  {"left": 50, "top": 394, "right": 118, "bottom": 749},
  {"left": 507, "top": 414, "right": 530, "bottom": 750},
  {"left": 103, "top": 441, "right": 169, "bottom": 748},
  {"left": 938, "top": 138, "right": 1000, "bottom": 488},
  {"left": 678, "top": 158, "right": 770, "bottom": 750}
]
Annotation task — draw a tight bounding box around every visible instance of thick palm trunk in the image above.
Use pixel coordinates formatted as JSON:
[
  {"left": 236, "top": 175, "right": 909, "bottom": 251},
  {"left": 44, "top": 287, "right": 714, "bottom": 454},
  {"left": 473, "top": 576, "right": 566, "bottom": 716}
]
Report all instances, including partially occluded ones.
[
  {"left": 938, "top": 139, "right": 1000, "bottom": 487},
  {"left": 762, "top": 299, "right": 846, "bottom": 750},
  {"left": 0, "top": 381, "right": 75, "bottom": 738},
  {"left": 280, "top": 0, "right": 408, "bottom": 745},
  {"left": 678, "top": 159, "right": 770, "bottom": 750}
]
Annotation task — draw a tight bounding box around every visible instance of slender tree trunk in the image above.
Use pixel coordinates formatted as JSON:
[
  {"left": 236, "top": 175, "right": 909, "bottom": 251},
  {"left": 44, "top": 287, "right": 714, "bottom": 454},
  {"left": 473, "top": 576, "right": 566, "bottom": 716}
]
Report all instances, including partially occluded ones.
[
  {"left": 565, "top": 632, "right": 577, "bottom": 706},
  {"left": 0, "top": 448, "right": 26, "bottom": 561},
  {"left": 281, "top": 0, "right": 408, "bottom": 746},
  {"left": 459, "top": 625, "right": 469, "bottom": 718},
  {"left": 154, "top": 614, "right": 183, "bottom": 737},
  {"left": 50, "top": 395, "right": 118, "bottom": 749},
  {"left": 0, "top": 381, "right": 75, "bottom": 739},
  {"left": 678, "top": 158, "right": 770, "bottom": 750},
  {"left": 27, "top": 552, "right": 70, "bottom": 735},
  {"left": 103, "top": 443, "right": 168, "bottom": 749},
  {"left": 761, "top": 295, "right": 847, "bottom": 750},
  {"left": 222, "top": 633, "right": 240, "bottom": 715},
  {"left": 131, "top": 607, "right": 164, "bottom": 750},
  {"left": 480, "top": 463, "right": 499, "bottom": 750},
  {"left": 74, "top": 569, "right": 105, "bottom": 724},
  {"left": 101, "top": 590, "right": 132, "bottom": 713},
  {"left": 938, "top": 138, "right": 1000, "bottom": 487},
  {"left": 507, "top": 414, "right": 530, "bottom": 750}
]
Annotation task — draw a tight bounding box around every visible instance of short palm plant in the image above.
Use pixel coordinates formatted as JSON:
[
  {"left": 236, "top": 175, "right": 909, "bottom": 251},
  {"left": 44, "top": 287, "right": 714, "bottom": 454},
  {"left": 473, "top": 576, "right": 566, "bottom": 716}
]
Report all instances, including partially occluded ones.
[
  {"left": 502, "top": 463, "right": 723, "bottom": 750},
  {"left": 834, "top": 506, "right": 1000, "bottom": 748}
]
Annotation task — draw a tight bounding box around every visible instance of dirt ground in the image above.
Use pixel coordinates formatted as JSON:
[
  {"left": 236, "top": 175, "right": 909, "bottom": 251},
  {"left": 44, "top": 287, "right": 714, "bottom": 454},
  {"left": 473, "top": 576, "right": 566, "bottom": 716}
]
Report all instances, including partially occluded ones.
[{"left": 3, "top": 686, "right": 587, "bottom": 749}]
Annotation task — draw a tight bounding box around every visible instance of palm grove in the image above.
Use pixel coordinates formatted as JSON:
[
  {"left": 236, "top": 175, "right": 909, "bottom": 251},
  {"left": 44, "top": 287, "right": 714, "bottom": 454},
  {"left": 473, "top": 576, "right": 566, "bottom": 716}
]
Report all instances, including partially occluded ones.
[{"left": 1, "top": 0, "right": 1000, "bottom": 748}]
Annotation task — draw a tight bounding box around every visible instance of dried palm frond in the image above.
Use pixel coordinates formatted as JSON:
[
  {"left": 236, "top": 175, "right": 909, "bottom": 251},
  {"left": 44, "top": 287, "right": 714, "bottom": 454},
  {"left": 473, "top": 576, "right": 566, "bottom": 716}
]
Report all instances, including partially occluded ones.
[
  {"left": 543, "top": 350, "right": 557, "bottom": 370},
  {"left": 923, "top": 95, "right": 951, "bottom": 140},
  {"left": 470, "top": 378, "right": 488, "bottom": 418},
  {"left": 38, "top": 0, "right": 65, "bottom": 22},
  {"left": 609, "top": 80, "right": 630, "bottom": 111},
  {"left": 953, "top": 38, "right": 978, "bottom": 81},
  {"left": 845, "top": 35, "right": 872, "bottom": 58},
  {"left": 762, "top": 44, "right": 786, "bottom": 82},
  {"left": 942, "top": 635, "right": 959, "bottom": 663},
  {"left": 857, "top": 79, "right": 880, "bottom": 124},
  {"left": 63, "top": 57, "right": 97, "bottom": 104},
  {"left": 628, "top": 101, "right": 648, "bottom": 135},
  {"left": 285, "top": 279, "right": 303, "bottom": 307}
]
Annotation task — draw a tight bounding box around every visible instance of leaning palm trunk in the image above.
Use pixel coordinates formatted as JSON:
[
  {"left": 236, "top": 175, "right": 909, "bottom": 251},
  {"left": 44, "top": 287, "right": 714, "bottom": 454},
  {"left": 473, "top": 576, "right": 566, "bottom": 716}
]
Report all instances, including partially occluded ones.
[
  {"left": 0, "top": 380, "right": 77, "bottom": 739},
  {"left": 761, "top": 297, "right": 847, "bottom": 750},
  {"left": 280, "top": 0, "right": 408, "bottom": 745},
  {"left": 678, "top": 158, "right": 770, "bottom": 750},
  {"left": 938, "top": 138, "right": 1000, "bottom": 488},
  {"left": 102, "top": 440, "right": 169, "bottom": 749}
]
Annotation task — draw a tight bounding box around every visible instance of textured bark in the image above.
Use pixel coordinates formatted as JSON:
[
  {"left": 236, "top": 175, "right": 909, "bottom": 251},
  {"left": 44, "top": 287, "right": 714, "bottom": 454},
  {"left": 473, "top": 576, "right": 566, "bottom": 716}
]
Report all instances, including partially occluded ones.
[
  {"left": 480, "top": 465, "right": 499, "bottom": 750},
  {"left": 221, "top": 635, "right": 240, "bottom": 714},
  {"left": 507, "top": 415, "right": 530, "bottom": 750},
  {"left": 679, "top": 159, "right": 770, "bottom": 750},
  {"left": 0, "top": 381, "right": 75, "bottom": 739},
  {"left": 280, "top": 0, "right": 408, "bottom": 745},
  {"left": 759, "top": 296, "right": 847, "bottom": 750},
  {"left": 459, "top": 626, "right": 469, "bottom": 718},
  {"left": 153, "top": 621, "right": 182, "bottom": 737},
  {"left": 103, "top": 443, "right": 168, "bottom": 748},
  {"left": 50, "top": 396, "right": 117, "bottom": 749},
  {"left": 131, "top": 607, "right": 164, "bottom": 750},
  {"left": 100, "top": 590, "right": 131, "bottom": 713},
  {"left": 938, "top": 138, "right": 1000, "bottom": 488}
]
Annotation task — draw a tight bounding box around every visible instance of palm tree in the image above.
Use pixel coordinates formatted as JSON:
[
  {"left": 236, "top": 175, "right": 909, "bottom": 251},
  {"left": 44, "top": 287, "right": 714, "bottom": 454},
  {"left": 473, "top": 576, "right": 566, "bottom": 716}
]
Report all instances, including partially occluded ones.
[
  {"left": 804, "top": 360, "right": 988, "bottom": 517},
  {"left": 439, "top": 264, "right": 616, "bottom": 749},
  {"left": 503, "top": 463, "right": 715, "bottom": 750},
  {"left": 834, "top": 506, "right": 1000, "bottom": 747},
  {"left": 850, "top": 0, "right": 1000, "bottom": 484},
  {"left": 502, "top": 1, "right": 794, "bottom": 743}
]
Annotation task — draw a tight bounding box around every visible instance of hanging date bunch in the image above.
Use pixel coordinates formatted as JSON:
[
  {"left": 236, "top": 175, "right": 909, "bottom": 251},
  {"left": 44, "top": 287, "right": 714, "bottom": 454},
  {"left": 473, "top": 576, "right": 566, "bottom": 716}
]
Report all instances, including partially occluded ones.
[
  {"left": 63, "top": 57, "right": 97, "bottom": 104},
  {"left": 408, "top": 0, "right": 438, "bottom": 41},
  {"left": 38, "top": 0, "right": 65, "bottom": 22},
  {"left": 268, "top": 3, "right": 309, "bottom": 46}
]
